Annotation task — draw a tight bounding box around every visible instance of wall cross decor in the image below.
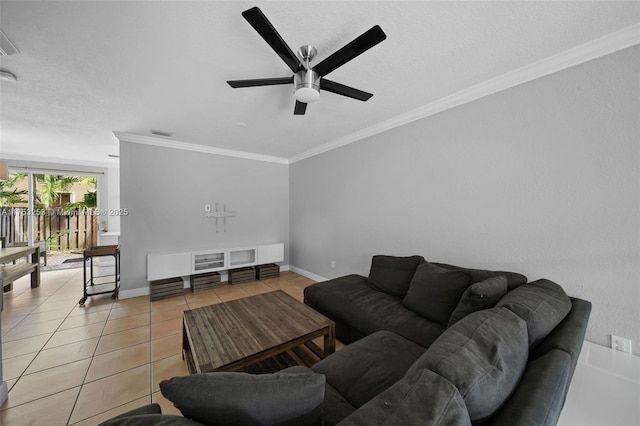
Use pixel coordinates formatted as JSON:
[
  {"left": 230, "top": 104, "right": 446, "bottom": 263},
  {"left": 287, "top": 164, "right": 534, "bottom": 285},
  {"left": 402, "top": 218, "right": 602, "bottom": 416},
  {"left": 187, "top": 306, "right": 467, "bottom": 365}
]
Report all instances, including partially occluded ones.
[{"left": 205, "top": 203, "right": 236, "bottom": 233}]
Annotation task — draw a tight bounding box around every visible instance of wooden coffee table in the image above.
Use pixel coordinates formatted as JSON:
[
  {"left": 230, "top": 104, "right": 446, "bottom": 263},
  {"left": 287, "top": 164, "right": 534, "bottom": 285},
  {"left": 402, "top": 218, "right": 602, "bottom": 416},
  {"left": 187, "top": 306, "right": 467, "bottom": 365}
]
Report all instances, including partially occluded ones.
[{"left": 182, "top": 290, "right": 335, "bottom": 374}]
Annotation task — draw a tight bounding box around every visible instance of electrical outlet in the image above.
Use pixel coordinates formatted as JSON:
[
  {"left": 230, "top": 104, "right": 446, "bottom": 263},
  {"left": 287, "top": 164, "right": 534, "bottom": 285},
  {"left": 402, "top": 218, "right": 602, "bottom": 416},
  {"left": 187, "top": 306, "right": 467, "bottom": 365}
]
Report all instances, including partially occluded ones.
[
  {"left": 330, "top": 260, "right": 335, "bottom": 269},
  {"left": 611, "top": 335, "right": 632, "bottom": 354},
  {"left": 204, "top": 204, "right": 211, "bottom": 212}
]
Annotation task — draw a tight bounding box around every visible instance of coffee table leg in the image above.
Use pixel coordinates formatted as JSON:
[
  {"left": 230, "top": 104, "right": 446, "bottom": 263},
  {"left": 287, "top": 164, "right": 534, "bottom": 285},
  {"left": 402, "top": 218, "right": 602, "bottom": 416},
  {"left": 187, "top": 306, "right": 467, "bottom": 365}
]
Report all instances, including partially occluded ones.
[
  {"left": 182, "top": 321, "right": 188, "bottom": 360},
  {"left": 324, "top": 323, "right": 336, "bottom": 356}
]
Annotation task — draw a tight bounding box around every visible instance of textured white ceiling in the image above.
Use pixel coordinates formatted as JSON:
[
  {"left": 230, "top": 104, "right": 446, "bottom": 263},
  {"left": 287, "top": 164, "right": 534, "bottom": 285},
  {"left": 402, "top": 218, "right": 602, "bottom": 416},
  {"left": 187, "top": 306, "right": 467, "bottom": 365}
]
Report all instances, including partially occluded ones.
[{"left": 0, "top": 1, "right": 639, "bottom": 166}]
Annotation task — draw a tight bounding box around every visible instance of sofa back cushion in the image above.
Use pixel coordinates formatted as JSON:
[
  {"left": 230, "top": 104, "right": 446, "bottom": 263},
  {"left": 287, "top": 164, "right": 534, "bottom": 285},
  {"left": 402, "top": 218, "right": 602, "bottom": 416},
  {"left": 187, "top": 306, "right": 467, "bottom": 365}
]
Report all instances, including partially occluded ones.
[
  {"left": 432, "top": 262, "right": 527, "bottom": 290},
  {"left": 531, "top": 298, "right": 591, "bottom": 362},
  {"left": 311, "top": 330, "right": 426, "bottom": 409},
  {"left": 367, "top": 255, "right": 426, "bottom": 297},
  {"left": 496, "top": 279, "right": 572, "bottom": 348},
  {"left": 402, "top": 262, "right": 471, "bottom": 325},
  {"left": 447, "top": 276, "right": 509, "bottom": 327},
  {"left": 406, "top": 307, "right": 529, "bottom": 423}
]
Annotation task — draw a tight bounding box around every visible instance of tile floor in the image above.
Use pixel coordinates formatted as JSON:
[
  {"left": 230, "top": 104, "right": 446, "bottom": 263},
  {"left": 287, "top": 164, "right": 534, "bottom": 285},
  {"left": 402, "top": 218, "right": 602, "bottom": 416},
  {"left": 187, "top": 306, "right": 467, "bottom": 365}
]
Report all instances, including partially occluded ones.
[{"left": 0, "top": 268, "right": 320, "bottom": 425}]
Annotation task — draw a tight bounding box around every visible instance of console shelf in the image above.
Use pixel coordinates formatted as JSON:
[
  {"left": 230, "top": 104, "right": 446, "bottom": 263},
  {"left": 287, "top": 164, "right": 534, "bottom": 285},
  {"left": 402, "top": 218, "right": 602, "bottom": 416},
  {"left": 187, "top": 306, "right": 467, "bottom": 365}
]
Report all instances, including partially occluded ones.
[
  {"left": 193, "top": 251, "right": 226, "bottom": 273},
  {"left": 147, "top": 243, "right": 283, "bottom": 282},
  {"left": 229, "top": 247, "right": 257, "bottom": 268}
]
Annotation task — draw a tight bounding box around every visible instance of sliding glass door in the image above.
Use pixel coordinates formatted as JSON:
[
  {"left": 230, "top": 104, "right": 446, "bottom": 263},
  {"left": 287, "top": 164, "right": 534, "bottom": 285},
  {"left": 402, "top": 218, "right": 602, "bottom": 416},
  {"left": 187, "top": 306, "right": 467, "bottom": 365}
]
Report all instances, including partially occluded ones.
[{"left": 1, "top": 167, "right": 102, "bottom": 267}]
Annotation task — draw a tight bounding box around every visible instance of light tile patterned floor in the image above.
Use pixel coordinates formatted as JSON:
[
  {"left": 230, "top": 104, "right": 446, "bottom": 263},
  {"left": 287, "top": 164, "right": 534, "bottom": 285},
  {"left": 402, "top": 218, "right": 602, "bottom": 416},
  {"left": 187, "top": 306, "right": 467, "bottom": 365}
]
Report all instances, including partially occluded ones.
[{"left": 0, "top": 268, "right": 320, "bottom": 425}]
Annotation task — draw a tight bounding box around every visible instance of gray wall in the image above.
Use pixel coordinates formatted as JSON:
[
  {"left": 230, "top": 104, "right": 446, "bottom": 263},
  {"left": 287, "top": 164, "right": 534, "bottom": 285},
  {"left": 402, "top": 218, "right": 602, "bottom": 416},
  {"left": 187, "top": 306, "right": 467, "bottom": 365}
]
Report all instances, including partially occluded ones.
[
  {"left": 290, "top": 46, "right": 640, "bottom": 353},
  {"left": 120, "top": 142, "right": 289, "bottom": 295}
]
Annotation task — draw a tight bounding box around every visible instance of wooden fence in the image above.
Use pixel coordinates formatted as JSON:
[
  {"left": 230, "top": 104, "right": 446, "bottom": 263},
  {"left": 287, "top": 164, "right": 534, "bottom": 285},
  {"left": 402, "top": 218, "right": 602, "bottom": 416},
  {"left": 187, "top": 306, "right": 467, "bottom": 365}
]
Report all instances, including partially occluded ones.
[{"left": 0, "top": 207, "right": 98, "bottom": 251}]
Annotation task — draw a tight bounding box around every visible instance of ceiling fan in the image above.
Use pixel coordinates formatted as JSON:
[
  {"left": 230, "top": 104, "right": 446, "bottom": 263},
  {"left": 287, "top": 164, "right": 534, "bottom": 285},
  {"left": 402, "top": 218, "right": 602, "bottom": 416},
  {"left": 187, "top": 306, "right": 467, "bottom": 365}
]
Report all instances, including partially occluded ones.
[{"left": 227, "top": 7, "right": 386, "bottom": 115}]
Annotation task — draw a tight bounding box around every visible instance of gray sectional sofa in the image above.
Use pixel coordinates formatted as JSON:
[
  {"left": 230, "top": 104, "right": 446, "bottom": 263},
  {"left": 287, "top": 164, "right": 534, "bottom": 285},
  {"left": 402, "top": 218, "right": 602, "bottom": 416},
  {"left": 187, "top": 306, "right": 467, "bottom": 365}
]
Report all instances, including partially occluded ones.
[
  {"left": 302, "top": 256, "right": 591, "bottom": 425},
  {"left": 101, "top": 256, "right": 591, "bottom": 426}
]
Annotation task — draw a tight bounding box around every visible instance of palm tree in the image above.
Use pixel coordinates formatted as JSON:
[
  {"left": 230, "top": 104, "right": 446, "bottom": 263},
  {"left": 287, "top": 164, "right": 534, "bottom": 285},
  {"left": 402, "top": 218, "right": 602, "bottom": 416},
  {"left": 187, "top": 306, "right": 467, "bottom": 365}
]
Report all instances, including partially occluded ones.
[
  {"left": 36, "top": 174, "right": 80, "bottom": 208},
  {"left": 80, "top": 176, "right": 97, "bottom": 188},
  {"left": 63, "top": 176, "right": 98, "bottom": 210},
  {"left": 0, "top": 172, "right": 28, "bottom": 206}
]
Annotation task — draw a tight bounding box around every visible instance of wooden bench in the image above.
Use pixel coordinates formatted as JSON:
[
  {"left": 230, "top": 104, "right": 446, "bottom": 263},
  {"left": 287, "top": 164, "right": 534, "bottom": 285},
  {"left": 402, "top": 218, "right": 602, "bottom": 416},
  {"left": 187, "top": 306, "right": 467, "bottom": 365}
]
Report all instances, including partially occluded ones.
[
  {"left": 0, "top": 246, "right": 41, "bottom": 292},
  {"left": 1, "top": 263, "right": 39, "bottom": 292}
]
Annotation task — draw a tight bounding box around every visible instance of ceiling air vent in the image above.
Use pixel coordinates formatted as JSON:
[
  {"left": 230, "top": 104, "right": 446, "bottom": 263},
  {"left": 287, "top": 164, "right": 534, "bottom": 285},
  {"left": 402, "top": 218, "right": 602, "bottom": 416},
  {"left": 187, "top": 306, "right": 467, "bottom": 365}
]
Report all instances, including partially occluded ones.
[
  {"left": 0, "top": 30, "right": 19, "bottom": 56},
  {"left": 150, "top": 129, "right": 173, "bottom": 137}
]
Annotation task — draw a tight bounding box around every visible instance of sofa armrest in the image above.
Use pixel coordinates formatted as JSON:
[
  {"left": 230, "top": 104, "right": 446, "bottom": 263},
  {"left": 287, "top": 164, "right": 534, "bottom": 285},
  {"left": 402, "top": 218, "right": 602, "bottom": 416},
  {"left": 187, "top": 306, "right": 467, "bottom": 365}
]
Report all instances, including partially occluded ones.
[
  {"left": 485, "top": 349, "right": 572, "bottom": 426},
  {"left": 99, "top": 414, "right": 201, "bottom": 425},
  {"left": 98, "top": 402, "right": 169, "bottom": 426},
  {"left": 98, "top": 403, "right": 162, "bottom": 422}
]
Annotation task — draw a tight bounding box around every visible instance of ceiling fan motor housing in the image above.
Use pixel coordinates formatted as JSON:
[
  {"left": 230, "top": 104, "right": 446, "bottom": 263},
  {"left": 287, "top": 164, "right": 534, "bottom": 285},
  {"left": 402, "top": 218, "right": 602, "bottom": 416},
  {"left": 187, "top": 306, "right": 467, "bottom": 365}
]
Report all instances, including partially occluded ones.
[{"left": 294, "top": 69, "right": 320, "bottom": 103}]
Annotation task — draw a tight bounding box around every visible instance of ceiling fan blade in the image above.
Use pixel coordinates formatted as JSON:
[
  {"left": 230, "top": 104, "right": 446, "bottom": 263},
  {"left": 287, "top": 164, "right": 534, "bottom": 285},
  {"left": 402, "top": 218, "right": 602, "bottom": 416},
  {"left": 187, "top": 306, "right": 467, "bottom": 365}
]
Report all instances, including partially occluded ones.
[
  {"left": 242, "top": 7, "right": 304, "bottom": 74},
  {"left": 313, "top": 25, "right": 386, "bottom": 77},
  {"left": 294, "top": 101, "right": 307, "bottom": 115},
  {"left": 227, "top": 77, "right": 293, "bottom": 88},
  {"left": 320, "top": 79, "right": 373, "bottom": 101}
]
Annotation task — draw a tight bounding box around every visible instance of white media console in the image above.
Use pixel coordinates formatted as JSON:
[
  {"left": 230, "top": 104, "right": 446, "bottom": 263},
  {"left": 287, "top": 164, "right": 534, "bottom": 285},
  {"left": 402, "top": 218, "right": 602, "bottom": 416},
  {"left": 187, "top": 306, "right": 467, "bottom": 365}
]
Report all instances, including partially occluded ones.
[{"left": 147, "top": 243, "right": 284, "bottom": 281}]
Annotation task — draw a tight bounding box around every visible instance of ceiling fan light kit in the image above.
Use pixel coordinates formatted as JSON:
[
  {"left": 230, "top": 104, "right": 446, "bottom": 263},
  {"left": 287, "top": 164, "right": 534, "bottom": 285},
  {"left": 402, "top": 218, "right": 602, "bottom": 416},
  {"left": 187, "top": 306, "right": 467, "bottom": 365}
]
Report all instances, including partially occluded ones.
[
  {"left": 294, "top": 69, "right": 320, "bottom": 103},
  {"left": 227, "top": 6, "right": 386, "bottom": 115}
]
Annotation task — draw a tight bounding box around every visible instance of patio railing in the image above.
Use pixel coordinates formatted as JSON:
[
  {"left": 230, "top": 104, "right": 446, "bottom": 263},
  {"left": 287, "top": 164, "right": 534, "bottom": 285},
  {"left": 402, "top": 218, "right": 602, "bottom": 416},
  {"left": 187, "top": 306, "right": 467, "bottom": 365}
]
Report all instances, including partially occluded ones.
[{"left": 0, "top": 207, "right": 98, "bottom": 250}]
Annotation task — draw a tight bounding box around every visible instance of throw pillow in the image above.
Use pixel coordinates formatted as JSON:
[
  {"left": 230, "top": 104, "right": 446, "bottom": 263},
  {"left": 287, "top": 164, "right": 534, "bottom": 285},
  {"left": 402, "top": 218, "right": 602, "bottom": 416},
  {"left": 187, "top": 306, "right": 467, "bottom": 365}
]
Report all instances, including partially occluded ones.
[
  {"left": 496, "top": 278, "right": 572, "bottom": 348},
  {"left": 402, "top": 262, "right": 471, "bottom": 325},
  {"left": 339, "top": 369, "right": 471, "bottom": 426},
  {"left": 447, "top": 275, "right": 508, "bottom": 327},
  {"left": 367, "top": 255, "right": 426, "bottom": 297},
  {"left": 432, "top": 262, "right": 527, "bottom": 290},
  {"left": 406, "top": 307, "right": 529, "bottom": 423},
  {"left": 160, "top": 372, "right": 325, "bottom": 426}
]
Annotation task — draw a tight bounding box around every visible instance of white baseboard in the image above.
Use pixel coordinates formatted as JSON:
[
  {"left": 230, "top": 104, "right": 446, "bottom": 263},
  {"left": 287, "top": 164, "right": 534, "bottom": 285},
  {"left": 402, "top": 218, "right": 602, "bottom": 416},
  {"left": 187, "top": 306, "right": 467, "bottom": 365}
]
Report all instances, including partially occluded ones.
[
  {"left": 289, "top": 266, "right": 328, "bottom": 283},
  {"left": 118, "top": 286, "right": 149, "bottom": 299}
]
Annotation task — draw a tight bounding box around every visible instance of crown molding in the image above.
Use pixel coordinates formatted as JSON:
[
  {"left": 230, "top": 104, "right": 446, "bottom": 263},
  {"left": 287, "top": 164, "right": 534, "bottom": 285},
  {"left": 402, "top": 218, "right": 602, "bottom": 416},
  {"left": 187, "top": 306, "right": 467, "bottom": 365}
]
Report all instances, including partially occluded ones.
[
  {"left": 289, "top": 23, "right": 640, "bottom": 164},
  {"left": 113, "top": 132, "right": 289, "bottom": 165}
]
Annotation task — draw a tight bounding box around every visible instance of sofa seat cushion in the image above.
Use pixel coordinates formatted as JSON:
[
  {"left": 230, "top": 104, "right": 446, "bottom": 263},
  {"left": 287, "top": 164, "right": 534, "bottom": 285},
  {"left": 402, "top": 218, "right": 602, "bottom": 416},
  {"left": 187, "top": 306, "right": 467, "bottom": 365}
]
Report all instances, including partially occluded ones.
[
  {"left": 304, "top": 275, "right": 445, "bottom": 348},
  {"left": 339, "top": 369, "right": 471, "bottom": 426},
  {"left": 407, "top": 307, "right": 529, "bottom": 423},
  {"left": 160, "top": 372, "right": 325, "bottom": 426},
  {"left": 403, "top": 262, "right": 471, "bottom": 325},
  {"left": 312, "top": 330, "right": 426, "bottom": 409},
  {"left": 448, "top": 275, "right": 509, "bottom": 327},
  {"left": 432, "top": 262, "right": 527, "bottom": 290},
  {"left": 496, "top": 279, "right": 572, "bottom": 348},
  {"left": 367, "top": 255, "right": 426, "bottom": 297},
  {"left": 279, "top": 366, "right": 355, "bottom": 426},
  {"left": 324, "top": 382, "right": 357, "bottom": 426}
]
